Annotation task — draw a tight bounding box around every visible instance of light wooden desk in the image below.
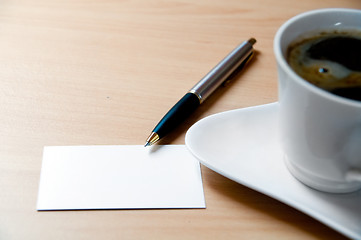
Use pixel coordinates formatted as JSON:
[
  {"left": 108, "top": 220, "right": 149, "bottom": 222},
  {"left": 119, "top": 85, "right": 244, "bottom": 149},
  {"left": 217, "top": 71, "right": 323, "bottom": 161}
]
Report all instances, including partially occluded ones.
[{"left": 1, "top": 1, "right": 359, "bottom": 239}]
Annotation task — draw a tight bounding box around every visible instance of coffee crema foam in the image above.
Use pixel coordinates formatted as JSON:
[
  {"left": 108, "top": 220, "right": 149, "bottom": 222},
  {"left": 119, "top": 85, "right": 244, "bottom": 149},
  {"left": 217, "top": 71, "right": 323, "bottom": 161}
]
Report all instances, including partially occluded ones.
[{"left": 287, "top": 30, "right": 361, "bottom": 101}]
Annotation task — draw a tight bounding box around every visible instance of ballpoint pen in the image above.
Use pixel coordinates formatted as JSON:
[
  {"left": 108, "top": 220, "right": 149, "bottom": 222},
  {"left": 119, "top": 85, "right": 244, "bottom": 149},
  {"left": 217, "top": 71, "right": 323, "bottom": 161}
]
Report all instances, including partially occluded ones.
[{"left": 145, "top": 38, "right": 257, "bottom": 147}]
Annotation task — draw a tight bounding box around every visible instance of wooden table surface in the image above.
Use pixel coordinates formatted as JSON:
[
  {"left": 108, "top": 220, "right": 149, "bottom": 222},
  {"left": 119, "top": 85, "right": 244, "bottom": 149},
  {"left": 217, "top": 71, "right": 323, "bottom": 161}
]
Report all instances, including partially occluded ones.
[{"left": 1, "top": 1, "right": 360, "bottom": 239}]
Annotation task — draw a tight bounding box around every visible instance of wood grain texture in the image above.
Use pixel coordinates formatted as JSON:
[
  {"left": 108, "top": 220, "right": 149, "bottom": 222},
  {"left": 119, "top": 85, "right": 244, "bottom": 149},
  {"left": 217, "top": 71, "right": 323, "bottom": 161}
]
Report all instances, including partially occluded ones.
[{"left": 0, "top": 1, "right": 359, "bottom": 239}]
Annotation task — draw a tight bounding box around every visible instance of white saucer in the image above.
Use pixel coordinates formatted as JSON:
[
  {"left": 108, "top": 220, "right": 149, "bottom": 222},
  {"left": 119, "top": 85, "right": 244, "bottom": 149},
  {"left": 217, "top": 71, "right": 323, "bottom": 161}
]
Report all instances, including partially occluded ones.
[{"left": 185, "top": 102, "right": 361, "bottom": 239}]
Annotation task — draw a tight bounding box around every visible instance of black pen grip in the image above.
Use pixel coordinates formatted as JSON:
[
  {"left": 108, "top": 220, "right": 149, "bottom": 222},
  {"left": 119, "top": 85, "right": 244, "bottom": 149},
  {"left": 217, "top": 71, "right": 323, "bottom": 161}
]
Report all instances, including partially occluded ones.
[{"left": 153, "top": 93, "right": 200, "bottom": 138}]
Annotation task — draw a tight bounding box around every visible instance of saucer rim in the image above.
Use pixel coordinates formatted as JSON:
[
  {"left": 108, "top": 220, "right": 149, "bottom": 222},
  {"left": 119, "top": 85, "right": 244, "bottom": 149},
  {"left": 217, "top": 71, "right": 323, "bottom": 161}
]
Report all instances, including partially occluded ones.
[{"left": 185, "top": 102, "right": 360, "bottom": 239}]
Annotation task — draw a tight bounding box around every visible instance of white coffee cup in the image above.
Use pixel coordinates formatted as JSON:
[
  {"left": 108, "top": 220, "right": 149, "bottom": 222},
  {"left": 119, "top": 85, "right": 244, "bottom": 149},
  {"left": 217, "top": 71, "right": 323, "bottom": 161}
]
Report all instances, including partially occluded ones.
[{"left": 274, "top": 8, "right": 361, "bottom": 193}]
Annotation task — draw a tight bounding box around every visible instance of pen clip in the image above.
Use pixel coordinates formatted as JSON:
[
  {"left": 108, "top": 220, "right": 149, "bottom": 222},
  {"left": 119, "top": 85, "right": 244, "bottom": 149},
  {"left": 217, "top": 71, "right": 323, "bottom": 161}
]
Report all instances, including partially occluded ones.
[{"left": 222, "top": 51, "right": 254, "bottom": 87}]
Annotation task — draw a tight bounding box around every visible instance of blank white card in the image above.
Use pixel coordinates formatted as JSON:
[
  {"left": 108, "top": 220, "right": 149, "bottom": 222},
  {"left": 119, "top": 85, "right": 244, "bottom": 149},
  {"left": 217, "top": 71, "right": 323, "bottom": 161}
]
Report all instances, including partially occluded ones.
[{"left": 37, "top": 145, "right": 205, "bottom": 210}]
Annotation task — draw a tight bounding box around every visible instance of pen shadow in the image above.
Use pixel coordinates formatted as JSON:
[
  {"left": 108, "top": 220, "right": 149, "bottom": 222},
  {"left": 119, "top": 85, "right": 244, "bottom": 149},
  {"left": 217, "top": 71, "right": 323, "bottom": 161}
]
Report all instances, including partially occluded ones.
[
  {"left": 148, "top": 144, "right": 164, "bottom": 153},
  {"left": 203, "top": 168, "right": 348, "bottom": 239},
  {"left": 158, "top": 50, "right": 260, "bottom": 146}
]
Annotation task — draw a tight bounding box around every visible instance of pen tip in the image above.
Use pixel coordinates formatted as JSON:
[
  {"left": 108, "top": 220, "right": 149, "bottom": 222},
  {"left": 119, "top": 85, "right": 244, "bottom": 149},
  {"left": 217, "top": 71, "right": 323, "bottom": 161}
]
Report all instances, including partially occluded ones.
[
  {"left": 144, "top": 132, "right": 160, "bottom": 147},
  {"left": 248, "top": 38, "right": 257, "bottom": 45}
]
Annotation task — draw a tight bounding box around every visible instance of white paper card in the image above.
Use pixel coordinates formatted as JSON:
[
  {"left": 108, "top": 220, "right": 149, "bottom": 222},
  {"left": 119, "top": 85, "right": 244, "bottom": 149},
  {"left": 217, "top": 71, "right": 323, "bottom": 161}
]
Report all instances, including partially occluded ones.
[{"left": 37, "top": 145, "right": 205, "bottom": 210}]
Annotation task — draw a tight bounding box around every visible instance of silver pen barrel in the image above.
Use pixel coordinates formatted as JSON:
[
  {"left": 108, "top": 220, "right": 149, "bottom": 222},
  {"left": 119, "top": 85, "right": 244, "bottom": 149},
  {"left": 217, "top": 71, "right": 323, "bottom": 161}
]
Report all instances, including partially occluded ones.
[{"left": 189, "top": 38, "right": 256, "bottom": 103}]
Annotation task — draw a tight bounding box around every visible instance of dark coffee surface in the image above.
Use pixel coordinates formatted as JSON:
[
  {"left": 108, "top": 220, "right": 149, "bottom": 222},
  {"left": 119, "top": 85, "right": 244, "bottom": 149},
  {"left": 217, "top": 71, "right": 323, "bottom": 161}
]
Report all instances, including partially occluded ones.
[
  {"left": 287, "top": 30, "right": 361, "bottom": 101},
  {"left": 308, "top": 36, "right": 361, "bottom": 71}
]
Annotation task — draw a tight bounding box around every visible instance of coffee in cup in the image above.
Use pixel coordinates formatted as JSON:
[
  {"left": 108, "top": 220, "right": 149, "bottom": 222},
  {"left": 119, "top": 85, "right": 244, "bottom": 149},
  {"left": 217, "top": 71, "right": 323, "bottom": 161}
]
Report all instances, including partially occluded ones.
[{"left": 287, "top": 30, "right": 361, "bottom": 101}]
